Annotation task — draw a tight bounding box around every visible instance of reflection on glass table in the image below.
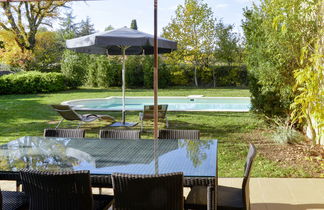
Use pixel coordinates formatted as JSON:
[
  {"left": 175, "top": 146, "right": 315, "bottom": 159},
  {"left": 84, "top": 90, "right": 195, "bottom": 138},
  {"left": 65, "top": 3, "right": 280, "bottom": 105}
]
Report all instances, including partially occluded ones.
[{"left": 0, "top": 136, "right": 217, "bottom": 177}]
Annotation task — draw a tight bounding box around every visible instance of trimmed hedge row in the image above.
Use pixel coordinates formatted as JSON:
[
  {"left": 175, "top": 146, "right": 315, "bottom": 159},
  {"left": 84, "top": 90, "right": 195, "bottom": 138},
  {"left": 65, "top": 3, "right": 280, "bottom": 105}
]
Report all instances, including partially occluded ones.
[
  {"left": 0, "top": 71, "right": 76, "bottom": 94},
  {"left": 171, "top": 64, "right": 248, "bottom": 87},
  {"left": 61, "top": 52, "right": 248, "bottom": 89}
]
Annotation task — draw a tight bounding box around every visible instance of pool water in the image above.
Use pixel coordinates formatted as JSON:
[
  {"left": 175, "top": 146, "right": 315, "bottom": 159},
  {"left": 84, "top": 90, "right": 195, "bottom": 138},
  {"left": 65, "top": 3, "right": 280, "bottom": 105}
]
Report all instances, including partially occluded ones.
[{"left": 63, "top": 97, "right": 251, "bottom": 112}]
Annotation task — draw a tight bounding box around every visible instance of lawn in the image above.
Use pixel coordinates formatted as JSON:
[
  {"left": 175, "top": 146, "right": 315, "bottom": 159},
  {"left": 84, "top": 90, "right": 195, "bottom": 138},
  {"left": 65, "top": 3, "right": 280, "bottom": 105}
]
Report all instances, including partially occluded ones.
[{"left": 0, "top": 87, "right": 319, "bottom": 177}]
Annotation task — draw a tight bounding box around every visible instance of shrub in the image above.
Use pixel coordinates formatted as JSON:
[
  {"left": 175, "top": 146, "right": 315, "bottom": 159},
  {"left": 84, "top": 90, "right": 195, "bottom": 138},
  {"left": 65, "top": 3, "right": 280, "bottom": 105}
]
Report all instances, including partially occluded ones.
[
  {"left": 169, "top": 64, "right": 248, "bottom": 87},
  {"left": 212, "top": 65, "right": 248, "bottom": 87},
  {"left": 0, "top": 71, "right": 74, "bottom": 94},
  {"left": 143, "top": 56, "right": 171, "bottom": 88},
  {"left": 86, "top": 56, "right": 99, "bottom": 87},
  {"left": 169, "top": 64, "right": 191, "bottom": 86},
  {"left": 61, "top": 50, "right": 87, "bottom": 86},
  {"left": 126, "top": 56, "right": 144, "bottom": 88},
  {"left": 248, "top": 75, "right": 290, "bottom": 116},
  {"left": 272, "top": 126, "right": 304, "bottom": 144},
  {"left": 271, "top": 118, "right": 305, "bottom": 144},
  {"left": 97, "top": 56, "right": 121, "bottom": 88}
]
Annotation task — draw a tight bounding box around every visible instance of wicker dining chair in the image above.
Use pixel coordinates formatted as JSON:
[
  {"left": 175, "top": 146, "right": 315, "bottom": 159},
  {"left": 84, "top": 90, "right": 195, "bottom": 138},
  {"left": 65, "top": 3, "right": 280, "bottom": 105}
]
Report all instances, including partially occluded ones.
[
  {"left": 1, "top": 189, "right": 28, "bottom": 210},
  {"left": 44, "top": 128, "right": 86, "bottom": 138},
  {"left": 185, "top": 143, "right": 257, "bottom": 210},
  {"left": 19, "top": 170, "right": 113, "bottom": 210},
  {"left": 158, "top": 129, "right": 200, "bottom": 140},
  {"left": 112, "top": 172, "right": 184, "bottom": 210},
  {"left": 99, "top": 129, "right": 141, "bottom": 139}
]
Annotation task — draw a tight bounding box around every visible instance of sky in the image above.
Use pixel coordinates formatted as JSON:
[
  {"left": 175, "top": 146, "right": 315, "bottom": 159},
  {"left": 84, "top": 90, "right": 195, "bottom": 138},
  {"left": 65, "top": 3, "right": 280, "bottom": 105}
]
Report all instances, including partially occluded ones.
[{"left": 66, "top": 0, "right": 255, "bottom": 35}]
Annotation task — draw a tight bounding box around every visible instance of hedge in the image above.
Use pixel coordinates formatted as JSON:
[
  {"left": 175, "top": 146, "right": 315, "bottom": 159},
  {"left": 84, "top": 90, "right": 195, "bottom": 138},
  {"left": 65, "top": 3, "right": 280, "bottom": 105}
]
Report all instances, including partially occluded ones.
[
  {"left": 61, "top": 52, "right": 248, "bottom": 88},
  {"left": 170, "top": 64, "right": 248, "bottom": 87},
  {"left": 0, "top": 71, "right": 76, "bottom": 94}
]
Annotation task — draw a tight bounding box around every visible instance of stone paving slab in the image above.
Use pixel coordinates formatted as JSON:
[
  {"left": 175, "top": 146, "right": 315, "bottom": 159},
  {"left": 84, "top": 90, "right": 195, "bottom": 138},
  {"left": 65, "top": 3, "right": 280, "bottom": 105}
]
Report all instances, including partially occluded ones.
[
  {"left": 1, "top": 178, "right": 323, "bottom": 210},
  {"left": 219, "top": 178, "right": 324, "bottom": 210}
]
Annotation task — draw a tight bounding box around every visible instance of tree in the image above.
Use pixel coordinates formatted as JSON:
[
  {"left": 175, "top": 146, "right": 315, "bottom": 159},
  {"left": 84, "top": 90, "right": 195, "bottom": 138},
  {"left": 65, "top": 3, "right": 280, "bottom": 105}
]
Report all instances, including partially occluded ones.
[
  {"left": 130, "top": 19, "right": 138, "bottom": 30},
  {"left": 105, "top": 25, "right": 114, "bottom": 31},
  {"left": 0, "top": 1, "right": 68, "bottom": 69},
  {"left": 0, "top": 2, "right": 68, "bottom": 52},
  {"left": 214, "top": 22, "right": 240, "bottom": 66},
  {"left": 59, "top": 11, "right": 79, "bottom": 39},
  {"left": 32, "top": 30, "right": 64, "bottom": 71},
  {"left": 243, "top": 0, "right": 323, "bottom": 144},
  {"left": 77, "top": 16, "right": 95, "bottom": 37},
  {"left": 0, "top": 30, "right": 33, "bottom": 70},
  {"left": 162, "top": 0, "right": 216, "bottom": 87}
]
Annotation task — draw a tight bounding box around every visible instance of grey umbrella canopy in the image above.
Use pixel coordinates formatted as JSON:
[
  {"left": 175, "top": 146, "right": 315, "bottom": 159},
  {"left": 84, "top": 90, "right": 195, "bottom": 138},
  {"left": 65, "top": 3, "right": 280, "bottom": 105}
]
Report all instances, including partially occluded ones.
[{"left": 66, "top": 27, "right": 177, "bottom": 125}]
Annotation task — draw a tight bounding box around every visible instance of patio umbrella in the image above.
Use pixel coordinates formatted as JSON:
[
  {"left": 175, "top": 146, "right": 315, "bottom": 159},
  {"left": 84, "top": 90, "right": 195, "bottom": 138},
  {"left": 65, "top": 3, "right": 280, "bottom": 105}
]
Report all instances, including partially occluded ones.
[{"left": 66, "top": 27, "right": 177, "bottom": 127}]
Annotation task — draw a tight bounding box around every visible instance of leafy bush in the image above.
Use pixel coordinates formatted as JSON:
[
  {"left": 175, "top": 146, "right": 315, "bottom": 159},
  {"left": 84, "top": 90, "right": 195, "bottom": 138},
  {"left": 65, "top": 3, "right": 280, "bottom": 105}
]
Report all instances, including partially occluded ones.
[
  {"left": 248, "top": 75, "right": 290, "bottom": 116},
  {"left": 169, "top": 64, "right": 248, "bottom": 87},
  {"left": 86, "top": 56, "right": 99, "bottom": 87},
  {"left": 271, "top": 118, "right": 304, "bottom": 144},
  {"left": 60, "top": 51, "right": 247, "bottom": 88},
  {"left": 97, "top": 56, "right": 121, "bottom": 88},
  {"left": 126, "top": 56, "right": 144, "bottom": 87},
  {"left": 212, "top": 65, "right": 248, "bottom": 87},
  {"left": 169, "top": 64, "right": 191, "bottom": 86},
  {"left": 85, "top": 56, "right": 121, "bottom": 88},
  {"left": 272, "top": 126, "right": 304, "bottom": 144},
  {"left": 143, "top": 56, "right": 171, "bottom": 88},
  {"left": 0, "top": 71, "right": 74, "bottom": 94},
  {"left": 61, "top": 50, "right": 87, "bottom": 86}
]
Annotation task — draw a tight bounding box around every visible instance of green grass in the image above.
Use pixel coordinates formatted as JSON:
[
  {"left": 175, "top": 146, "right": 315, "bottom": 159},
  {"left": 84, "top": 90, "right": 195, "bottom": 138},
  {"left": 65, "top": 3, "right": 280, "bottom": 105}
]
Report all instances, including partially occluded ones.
[{"left": 0, "top": 87, "right": 311, "bottom": 177}]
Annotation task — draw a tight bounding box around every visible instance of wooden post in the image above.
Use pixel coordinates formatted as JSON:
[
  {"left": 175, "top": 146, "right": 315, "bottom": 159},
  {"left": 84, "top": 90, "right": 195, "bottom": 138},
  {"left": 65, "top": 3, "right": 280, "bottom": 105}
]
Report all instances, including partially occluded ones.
[{"left": 153, "top": 0, "right": 159, "bottom": 139}]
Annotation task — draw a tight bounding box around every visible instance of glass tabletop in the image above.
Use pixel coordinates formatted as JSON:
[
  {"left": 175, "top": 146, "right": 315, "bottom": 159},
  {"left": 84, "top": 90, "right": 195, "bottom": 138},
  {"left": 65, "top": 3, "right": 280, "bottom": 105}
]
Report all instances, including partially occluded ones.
[{"left": 0, "top": 136, "right": 217, "bottom": 177}]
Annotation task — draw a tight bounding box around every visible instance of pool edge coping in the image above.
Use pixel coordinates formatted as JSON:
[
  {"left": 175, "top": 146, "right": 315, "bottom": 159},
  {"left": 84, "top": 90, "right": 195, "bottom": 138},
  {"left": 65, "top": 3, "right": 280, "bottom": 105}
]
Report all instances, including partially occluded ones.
[{"left": 61, "top": 96, "right": 251, "bottom": 112}]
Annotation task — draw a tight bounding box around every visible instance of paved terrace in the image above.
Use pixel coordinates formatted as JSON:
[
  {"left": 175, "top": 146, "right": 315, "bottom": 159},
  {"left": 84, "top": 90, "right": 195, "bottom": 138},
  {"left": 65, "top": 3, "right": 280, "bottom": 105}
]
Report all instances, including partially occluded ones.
[{"left": 1, "top": 178, "right": 323, "bottom": 210}]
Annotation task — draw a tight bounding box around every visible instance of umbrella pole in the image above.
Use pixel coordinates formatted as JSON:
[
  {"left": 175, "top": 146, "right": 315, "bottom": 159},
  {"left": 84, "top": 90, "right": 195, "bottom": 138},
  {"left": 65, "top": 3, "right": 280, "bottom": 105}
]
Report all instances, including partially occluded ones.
[
  {"left": 153, "top": 0, "right": 159, "bottom": 139},
  {"left": 122, "top": 47, "right": 126, "bottom": 124}
]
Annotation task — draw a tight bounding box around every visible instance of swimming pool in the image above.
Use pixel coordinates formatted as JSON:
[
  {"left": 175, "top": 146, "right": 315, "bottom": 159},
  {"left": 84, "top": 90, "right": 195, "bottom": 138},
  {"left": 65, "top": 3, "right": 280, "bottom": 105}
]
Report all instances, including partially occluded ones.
[{"left": 62, "top": 96, "right": 251, "bottom": 112}]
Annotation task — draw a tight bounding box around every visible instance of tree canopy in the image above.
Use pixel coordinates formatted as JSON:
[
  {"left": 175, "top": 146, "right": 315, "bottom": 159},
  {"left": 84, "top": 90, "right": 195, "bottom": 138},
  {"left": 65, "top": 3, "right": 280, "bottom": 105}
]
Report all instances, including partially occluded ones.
[
  {"left": 243, "top": 0, "right": 323, "bottom": 144},
  {"left": 59, "top": 11, "right": 78, "bottom": 39},
  {"left": 0, "top": 1, "right": 68, "bottom": 52},
  {"left": 77, "top": 16, "right": 95, "bottom": 37},
  {"left": 0, "top": 1, "right": 68, "bottom": 69},
  {"left": 214, "top": 22, "right": 241, "bottom": 66},
  {"left": 162, "top": 0, "right": 217, "bottom": 87},
  {"left": 130, "top": 19, "right": 138, "bottom": 30}
]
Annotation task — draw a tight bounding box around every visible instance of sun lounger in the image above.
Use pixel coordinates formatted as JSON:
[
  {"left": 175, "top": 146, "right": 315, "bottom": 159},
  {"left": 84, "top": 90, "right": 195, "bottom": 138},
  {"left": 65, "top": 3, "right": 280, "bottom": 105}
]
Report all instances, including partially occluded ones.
[{"left": 51, "top": 104, "right": 115, "bottom": 128}]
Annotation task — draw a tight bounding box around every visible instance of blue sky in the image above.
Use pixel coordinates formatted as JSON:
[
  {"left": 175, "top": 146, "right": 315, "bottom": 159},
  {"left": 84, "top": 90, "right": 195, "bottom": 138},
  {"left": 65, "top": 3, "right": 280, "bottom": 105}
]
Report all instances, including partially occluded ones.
[{"left": 67, "top": 0, "right": 254, "bottom": 35}]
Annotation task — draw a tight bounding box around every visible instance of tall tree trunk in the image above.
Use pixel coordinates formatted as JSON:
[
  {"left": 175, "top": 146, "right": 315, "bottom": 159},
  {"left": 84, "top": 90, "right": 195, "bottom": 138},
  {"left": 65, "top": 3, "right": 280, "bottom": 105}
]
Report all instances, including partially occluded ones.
[
  {"left": 213, "top": 68, "right": 216, "bottom": 88},
  {"left": 194, "top": 65, "right": 198, "bottom": 87}
]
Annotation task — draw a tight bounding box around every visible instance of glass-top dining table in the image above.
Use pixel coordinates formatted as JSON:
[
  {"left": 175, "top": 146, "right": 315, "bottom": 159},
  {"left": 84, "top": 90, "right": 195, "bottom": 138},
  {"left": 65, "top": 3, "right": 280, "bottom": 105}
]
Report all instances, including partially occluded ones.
[{"left": 0, "top": 136, "right": 218, "bottom": 208}]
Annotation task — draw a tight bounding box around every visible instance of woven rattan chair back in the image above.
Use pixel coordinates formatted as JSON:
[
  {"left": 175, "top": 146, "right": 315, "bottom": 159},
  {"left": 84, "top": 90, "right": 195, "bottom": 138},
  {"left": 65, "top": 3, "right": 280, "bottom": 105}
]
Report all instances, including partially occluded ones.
[
  {"left": 20, "top": 170, "right": 93, "bottom": 210},
  {"left": 158, "top": 129, "right": 200, "bottom": 140},
  {"left": 99, "top": 130, "right": 141, "bottom": 139},
  {"left": 51, "top": 104, "right": 81, "bottom": 121},
  {"left": 242, "top": 143, "right": 257, "bottom": 210},
  {"left": 112, "top": 172, "right": 184, "bottom": 210},
  {"left": 143, "top": 105, "right": 168, "bottom": 120},
  {"left": 44, "top": 129, "right": 85, "bottom": 138}
]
